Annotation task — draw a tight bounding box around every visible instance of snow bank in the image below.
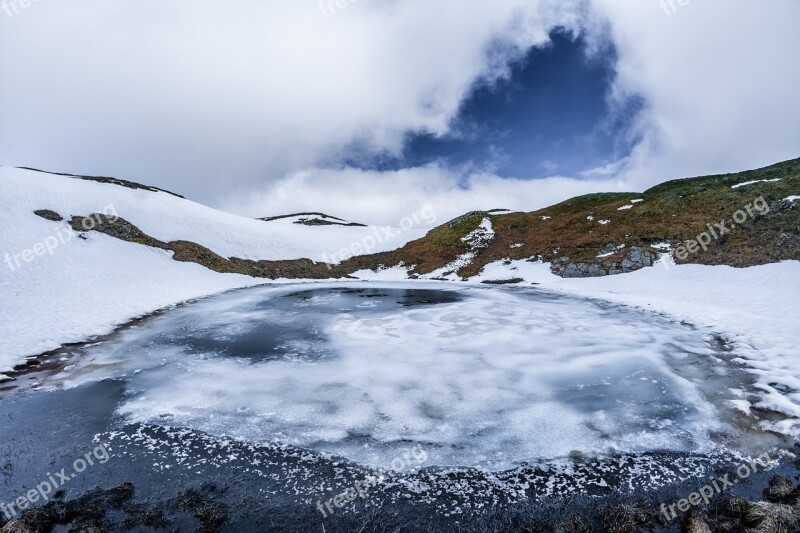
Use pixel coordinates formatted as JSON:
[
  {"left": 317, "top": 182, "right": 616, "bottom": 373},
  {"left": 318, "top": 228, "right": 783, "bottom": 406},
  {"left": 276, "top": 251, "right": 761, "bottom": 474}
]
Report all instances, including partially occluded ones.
[{"left": 0, "top": 208, "right": 263, "bottom": 373}]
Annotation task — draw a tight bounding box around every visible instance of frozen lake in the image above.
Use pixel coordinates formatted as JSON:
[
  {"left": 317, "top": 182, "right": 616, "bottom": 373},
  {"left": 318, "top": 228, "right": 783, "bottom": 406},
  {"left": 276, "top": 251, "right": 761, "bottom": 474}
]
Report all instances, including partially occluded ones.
[{"left": 35, "top": 283, "right": 773, "bottom": 469}]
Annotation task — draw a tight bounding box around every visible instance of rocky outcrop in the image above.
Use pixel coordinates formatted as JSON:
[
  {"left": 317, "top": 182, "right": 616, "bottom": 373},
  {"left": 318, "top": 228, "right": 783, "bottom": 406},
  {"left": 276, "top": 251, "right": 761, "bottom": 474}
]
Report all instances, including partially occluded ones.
[
  {"left": 60, "top": 212, "right": 355, "bottom": 280},
  {"left": 68, "top": 214, "right": 168, "bottom": 249},
  {"left": 621, "top": 245, "right": 656, "bottom": 271},
  {"left": 33, "top": 209, "right": 63, "bottom": 222},
  {"left": 553, "top": 260, "right": 606, "bottom": 278},
  {"left": 259, "top": 212, "right": 367, "bottom": 227},
  {"left": 551, "top": 246, "right": 656, "bottom": 278},
  {"left": 20, "top": 166, "right": 184, "bottom": 198}
]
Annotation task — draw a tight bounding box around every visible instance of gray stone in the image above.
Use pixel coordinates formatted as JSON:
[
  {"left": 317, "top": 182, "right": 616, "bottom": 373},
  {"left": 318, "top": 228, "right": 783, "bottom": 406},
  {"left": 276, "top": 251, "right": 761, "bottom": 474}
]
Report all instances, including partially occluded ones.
[
  {"left": 586, "top": 264, "right": 605, "bottom": 277},
  {"left": 552, "top": 246, "right": 656, "bottom": 279},
  {"left": 33, "top": 209, "right": 63, "bottom": 221},
  {"left": 621, "top": 246, "right": 655, "bottom": 273}
]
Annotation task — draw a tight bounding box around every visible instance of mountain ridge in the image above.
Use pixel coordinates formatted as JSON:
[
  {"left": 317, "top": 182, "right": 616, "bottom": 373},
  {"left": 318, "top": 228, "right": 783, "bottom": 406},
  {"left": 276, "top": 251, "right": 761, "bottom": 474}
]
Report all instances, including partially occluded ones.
[{"left": 10, "top": 157, "right": 800, "bottom": 280}]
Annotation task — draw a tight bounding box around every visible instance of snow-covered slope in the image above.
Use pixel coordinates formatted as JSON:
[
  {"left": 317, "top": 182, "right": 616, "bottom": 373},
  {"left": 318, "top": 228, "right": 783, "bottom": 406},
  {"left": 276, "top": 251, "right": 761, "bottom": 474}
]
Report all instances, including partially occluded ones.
[
  {"left": 0, "top": 167, "right": 425, "bottom": 373},
  {"left": 0, "top": 167, "right": 425, "bottom": 262}
]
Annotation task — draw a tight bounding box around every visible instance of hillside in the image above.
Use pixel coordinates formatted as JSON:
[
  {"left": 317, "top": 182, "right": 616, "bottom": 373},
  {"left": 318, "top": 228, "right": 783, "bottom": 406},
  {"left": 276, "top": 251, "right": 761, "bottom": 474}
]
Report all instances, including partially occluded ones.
[
  {"left": 346, "top": 157, "right": 800, "bottom": 280},
  {"left": 28, "top": 159, "right": 799, "bottom": 283}
]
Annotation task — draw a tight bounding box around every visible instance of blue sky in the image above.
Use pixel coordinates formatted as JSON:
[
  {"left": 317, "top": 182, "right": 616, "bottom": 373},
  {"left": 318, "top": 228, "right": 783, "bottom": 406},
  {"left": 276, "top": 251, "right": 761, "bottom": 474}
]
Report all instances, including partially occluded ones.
[{"left": 342, "top": 29, "right": 642, "bottom": 181}]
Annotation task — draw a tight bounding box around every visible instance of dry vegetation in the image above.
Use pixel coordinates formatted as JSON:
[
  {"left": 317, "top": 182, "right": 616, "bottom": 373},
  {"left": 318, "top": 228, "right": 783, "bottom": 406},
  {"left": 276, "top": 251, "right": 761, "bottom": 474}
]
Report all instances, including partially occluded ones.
[{"left": 344, "top": 157, "right": 800, "bottom": 278}]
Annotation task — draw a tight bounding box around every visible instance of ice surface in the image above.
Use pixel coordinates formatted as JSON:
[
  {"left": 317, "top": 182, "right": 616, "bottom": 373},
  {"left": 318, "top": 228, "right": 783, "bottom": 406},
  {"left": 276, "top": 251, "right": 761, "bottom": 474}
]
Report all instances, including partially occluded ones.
[
  {"left": 48, "top": 283, "right": 747, "bottom": 469},
  {"left": 413, "top": 257, "right": 800, "bottom": 439}
]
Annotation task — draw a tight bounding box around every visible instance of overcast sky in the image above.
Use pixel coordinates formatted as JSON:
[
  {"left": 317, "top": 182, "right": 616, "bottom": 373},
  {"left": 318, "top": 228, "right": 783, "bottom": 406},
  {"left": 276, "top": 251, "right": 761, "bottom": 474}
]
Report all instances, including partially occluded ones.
[{"left": 1, "top": 0, "right": 798, "bottom": 225}]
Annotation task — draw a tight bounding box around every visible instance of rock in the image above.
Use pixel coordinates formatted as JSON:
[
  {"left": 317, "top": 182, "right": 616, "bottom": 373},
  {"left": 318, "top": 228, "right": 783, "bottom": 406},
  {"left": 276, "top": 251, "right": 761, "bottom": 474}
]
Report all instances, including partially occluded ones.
[
  {"left": 621, "top": 246, "right": 655, "bottom": 273},
  {"left": 481, "top": 278, "right": 524, "bottom": 285},
  {"left": 586, "top": 264, "right": 605, "bottom": 277},
  {"left": 33, "top": 209, "right": 63, "bottom": 222},
  {"left": 554, "top": 261, "right": 607, "bottom": 278},
  {"left": 69, "top": 215, "right": 169, "bottom": 249},
  {"left": 551, "top": 246, "right": 656, "bottom": 278}
]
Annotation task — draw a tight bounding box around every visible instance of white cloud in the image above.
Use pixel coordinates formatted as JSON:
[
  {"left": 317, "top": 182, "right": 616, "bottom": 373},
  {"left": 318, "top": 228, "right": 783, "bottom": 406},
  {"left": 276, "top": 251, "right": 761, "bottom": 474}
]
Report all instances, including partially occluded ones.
[
  {"left": 223, "top": 164, "right": 631, "bottom": 226},
  {"left": 589, "top": 0, "right": 800, "bottom": 187},
  {"left": 0, "top": 0, "right": 582, "bottom": 203},
  {"left": 1, "top": 0, "right": 797, "bottom": 225}
]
